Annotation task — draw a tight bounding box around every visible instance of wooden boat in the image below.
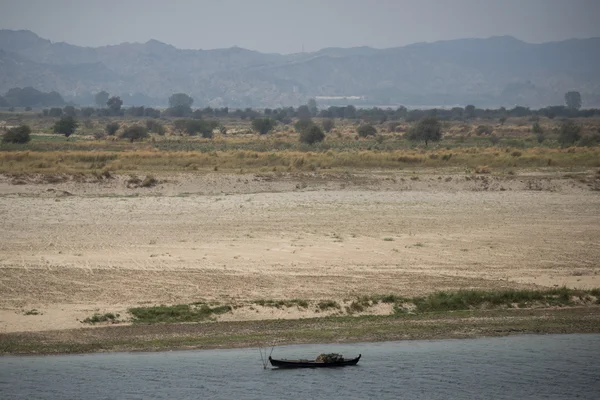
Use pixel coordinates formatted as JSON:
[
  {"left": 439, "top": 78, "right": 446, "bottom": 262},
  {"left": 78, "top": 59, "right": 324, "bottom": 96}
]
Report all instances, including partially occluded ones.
[{"left": 268, "top": 354, "right": 361, "bottom": 368}]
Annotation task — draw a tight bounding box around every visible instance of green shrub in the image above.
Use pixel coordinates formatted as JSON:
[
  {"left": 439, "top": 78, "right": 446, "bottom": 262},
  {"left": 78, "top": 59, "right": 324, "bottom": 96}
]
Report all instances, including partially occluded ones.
[
  {"left": 105, "top": 122, "right": 120, "bottom": 136},
  {"left": 405, "top": 117, "right": 442, "bottom": 145},
  {"left": 475, "top": 125, "right": 493, "bottom": 135},
  {"left": 185, "top": 119, "right": 217, "bottom": 138},
  {"left": 578, "top": 133, "right": 600, "bottom": 147},
  {"left": 129, "top": 303, "right": 231, "bottom": 323},
  {"left": 317, "top": 300, "right": 340, "bottom": 310},
  {"left": 321, "top": 118, "right": 335, "bottom": 133},
  {"left": 252, "top": 118, "right": 277, "bottom": 135},
  {"left": 299, "top": 125, "right": 325, "bottom": 144},
  {"left": 82, "top": 313, "right": 119, "bottom": 324},
  {"left": 294, "top": 119, "right": 314, "bottom": 133},
  {"left": 53, "top": 116, "right": 78, "bottom": 137},
  {"left": 120, "top": 125, "right": 148, "bottom": 142},
  {"left": 146, "top": 120, "right": 165, "bottom": 135},
  {"left": 2, "top": 125, "right": 31, "bottom": 144},
  {"left": 558, "top": 120, "right": 581, "bottom": 147},
  {"left": 357, "top": 124, "right": 377, "bottom": 138}
]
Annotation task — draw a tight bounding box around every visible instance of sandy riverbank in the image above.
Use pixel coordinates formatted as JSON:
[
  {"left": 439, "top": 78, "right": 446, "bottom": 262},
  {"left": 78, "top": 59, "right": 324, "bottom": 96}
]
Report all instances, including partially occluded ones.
[{"left": 1, "top": 170, "right": 599, "bottom": 334}]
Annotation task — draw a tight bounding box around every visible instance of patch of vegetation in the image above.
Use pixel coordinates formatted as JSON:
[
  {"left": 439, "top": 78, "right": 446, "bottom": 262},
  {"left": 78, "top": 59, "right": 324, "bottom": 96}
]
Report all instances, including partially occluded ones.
[
  {"left": 558, "top": 120, "right": 581, "bottom": 147},
  {"left": 53, "top": 116, "right": 78, "bottom": 137},
  {"left": 120, "top": 125, "right": 148, "bottom": 142},
  {"left": 129, "top": 304, "right": 231, "bottom": 323},
  {"left": 357, "top": 124, "right": 377, "bottom": 137},
  {"left": 24, "top": 309, "right": 41, "bottom": 315},
  {"left": 299, "top": 124, "right": 325, "bottom": 145},
  {"left": 82, "top": 313, "right": 120, "bottom": 324},
  {"left": 369, "top": 294, "right": 404, "bottom": 304},
  {"left": 406, "top": 117, "right": 443, "bottom": 145},
  {"left": 253, "top": 299, "right": 309, "bottom": 309},
  {"left": 317, "top": 300, "right": 340, "bottom": 311},
  {"left": 251, "top": 118, "right": 277, "bottom": 135},
  {"left": 409, "top": 287, "right": 591, "bottom": 313},
  {"left": 2, "top": 125, "right": 31, "bottom": 144},
  {"left": 346, "top": 297, "right": 374, "bottom": 314},
  {"left": 321, "top": 118, "right": 335, "bottom": 133},
  {"left": 140, "top": 175, "right": 158, "bottom": 187},
  {"left": 105, "top": 122, "right": 120, "bottom": 136}
]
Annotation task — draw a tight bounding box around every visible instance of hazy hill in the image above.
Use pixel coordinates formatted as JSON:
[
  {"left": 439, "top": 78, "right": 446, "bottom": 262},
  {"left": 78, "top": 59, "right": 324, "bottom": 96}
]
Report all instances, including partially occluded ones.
[{"left": 1, "top": 29, "right": 599, "bottom": 108}]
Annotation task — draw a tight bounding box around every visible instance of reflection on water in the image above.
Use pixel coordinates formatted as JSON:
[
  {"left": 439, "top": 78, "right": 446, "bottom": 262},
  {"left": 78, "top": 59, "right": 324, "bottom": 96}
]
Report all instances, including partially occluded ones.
[{"left": 1, "top": 334, "right": 599, "bottom": 400}]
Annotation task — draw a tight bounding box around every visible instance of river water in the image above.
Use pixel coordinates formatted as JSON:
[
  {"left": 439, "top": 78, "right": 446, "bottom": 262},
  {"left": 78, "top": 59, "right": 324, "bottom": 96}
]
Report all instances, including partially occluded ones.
[{"left": 1, "top": 334, "right": 599, "bottom": 399}]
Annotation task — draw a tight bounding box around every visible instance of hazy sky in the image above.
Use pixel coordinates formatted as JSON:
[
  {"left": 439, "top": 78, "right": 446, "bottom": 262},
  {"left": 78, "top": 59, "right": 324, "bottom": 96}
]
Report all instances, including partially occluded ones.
[{"left": 1, "top": 0, "right": 599, "bottom": 53}]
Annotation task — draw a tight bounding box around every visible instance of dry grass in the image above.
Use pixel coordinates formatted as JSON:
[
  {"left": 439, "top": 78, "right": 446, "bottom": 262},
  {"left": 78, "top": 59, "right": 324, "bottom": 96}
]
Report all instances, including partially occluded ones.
[{"left": 0, "top": 146, "right": 598, "bottom": 174}]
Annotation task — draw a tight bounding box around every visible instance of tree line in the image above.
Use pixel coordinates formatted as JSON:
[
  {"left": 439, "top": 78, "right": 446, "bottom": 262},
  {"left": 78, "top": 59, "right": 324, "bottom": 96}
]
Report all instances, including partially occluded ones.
[{"left": 2, "top": 89, "right": 597, "bottom": 121}]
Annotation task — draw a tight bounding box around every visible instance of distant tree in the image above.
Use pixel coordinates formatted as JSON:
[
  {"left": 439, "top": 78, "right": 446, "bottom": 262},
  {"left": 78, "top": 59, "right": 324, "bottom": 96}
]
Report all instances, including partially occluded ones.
[
  {"left": 25, "top": 106, "right": 32, "bottom": 112},
  {"left": 8, "top": 107, "right": 15, "bottom": 112},
  {"left": 357, "top": 124, "right": 377, "bottom": 138},
  {"left": 307, "top": 98, "right": 318, "bottom": 117},
  {"left": 63, "top": 106, "right": 76, "bottom": 117},
  {"left": 48, "top": 107, "right": 62, "bottom": 118},
  {"left": 499, "top": 116, "right": 507, "bottom": 125},
  {"left": 4, "top": 87, "right": 65, "bottom": 107},
  {"left": 185, "top": 119, "right": 217, "bottom": 138},
  {"left": 296, "top": 105, "right": 312, "bottom": 120},
  {"left": 172, "top": 119, "right": 188, "bottom": 134},
  {"left": 120, "top": 125, "right": 148, "bottom": 142},
  {"left": 564, "top": 91, "right": 582, "bottom": 110},
  {"left": 2, "top": 125, "right": 31, "bottom": 144},
  {"left": 321, "top": 118, "right": 335, "bottom": 133},
  {"left": 344, "top": 105, "right": 357, "bottom": 119},
  {"left": 81, "top": 107, "right": 95, "bottom": 118},
  {"left": 532, "top": 122, "right": 545, "bottom": 143},
  {"left": 490, "top": 133, "right": 500, "bottom": 145},
  {"left": 105, "top": 122, "right": 120, "bottom": 136},
  {"left": 53, "top": 116, "right": 78, "bottom": 137},
  {"left": 465, "top": 105, "right": 476, "bottom": 119},
  {"left": 95, "top": 91, "right": 109, "bottom": 108},
  {"left": 169, "top": 93, "right": 194, "bottom": 108},
  {"left": 191, "top": 109, "right": 204, "bottom": 119},
  {"left": 557, "top": 120, "right": 581, "bottom": 147},
  {"left": 475, "top": 125, "right": 493, "bottom": 135},
  {"left": 48, "top": 107, "right": 63, "bottom": 117},
  {"left": 144, "top": 107, "right": 161, "bottom": 118},
  {"left": 508, "top": 106, "right": 530, "bottom": 118},
  {"left": 531, "top": 122, "right": 543, "bottom": 134},
  {"left": 202, "top": 107, "right": 214, "bottom": 117},
  {"left": 294, "top": 119, "right": 314, "bottom": 134},
  {"left": 107, "top": 96, "right": 123, "bottom": 114},
  {"left": 252, "top": 118, "right": 277, "bottom": 135},
  {"left": 299, "top": 124, "right": 325, "bottom": 145},
  {"left": 166, "top": 93, "right": 194, "bottom": 117},
  {"left": 146, "top": 120, "right": 166, "bottom": 135},
  {"left": 405, "top": 117, "right": 442, "bottom": 145},
  {"left": 126, "top": 106, "right": 145, "bottom": 117}
]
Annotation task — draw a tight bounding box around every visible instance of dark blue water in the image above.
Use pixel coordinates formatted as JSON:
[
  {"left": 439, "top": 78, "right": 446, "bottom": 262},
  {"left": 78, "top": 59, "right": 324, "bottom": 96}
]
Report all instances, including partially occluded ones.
[{"left": 1, "top": 334, "right": 599, "bottom": 400}]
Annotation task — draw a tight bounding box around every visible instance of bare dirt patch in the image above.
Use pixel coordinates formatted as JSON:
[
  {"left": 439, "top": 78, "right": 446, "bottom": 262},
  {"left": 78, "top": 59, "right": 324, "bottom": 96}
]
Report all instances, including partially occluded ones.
[{"left": 0, "top": 171, "right": 599, "bottom": 333}]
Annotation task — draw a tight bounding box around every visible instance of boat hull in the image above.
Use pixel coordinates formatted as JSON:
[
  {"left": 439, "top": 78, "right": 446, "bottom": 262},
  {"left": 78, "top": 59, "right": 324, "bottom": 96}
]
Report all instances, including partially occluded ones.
[{"left": 269, "top": 355, "right": 361, "bottom": 368}]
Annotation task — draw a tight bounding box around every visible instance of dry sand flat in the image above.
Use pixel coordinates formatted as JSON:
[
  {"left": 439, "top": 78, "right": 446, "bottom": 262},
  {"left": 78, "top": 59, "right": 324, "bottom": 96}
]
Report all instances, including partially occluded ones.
[{"left": 1, "top": 171, "right": 599, "bottom": 333}]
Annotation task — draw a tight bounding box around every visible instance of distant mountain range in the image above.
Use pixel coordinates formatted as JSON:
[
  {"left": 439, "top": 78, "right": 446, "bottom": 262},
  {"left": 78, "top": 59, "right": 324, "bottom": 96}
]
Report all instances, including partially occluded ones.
[{"left": 1, "top": 29, "right": 599, "bottom": 108}]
